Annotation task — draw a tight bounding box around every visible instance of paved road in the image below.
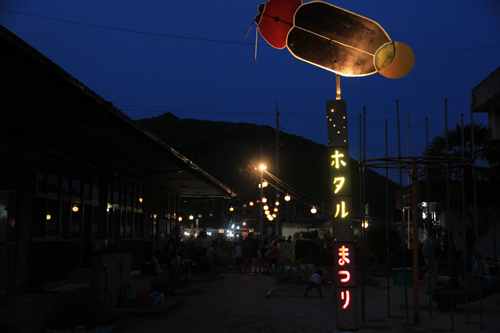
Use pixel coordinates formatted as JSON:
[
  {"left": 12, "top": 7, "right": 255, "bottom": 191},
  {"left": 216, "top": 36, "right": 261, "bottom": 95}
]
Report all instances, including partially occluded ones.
[
  {"left": 116, "top": 272, "right": 500, "bottom": 333},
  {"left": 2, "top": 271, "right": 499, "bottom": 332}
]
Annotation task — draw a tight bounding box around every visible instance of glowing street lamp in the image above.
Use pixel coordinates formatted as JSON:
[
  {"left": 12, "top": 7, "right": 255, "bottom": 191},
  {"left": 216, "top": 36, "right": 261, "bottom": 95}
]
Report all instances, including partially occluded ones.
[
  {"left": 259, "top": 164, "right": 267, "bottom": 235},
  {"left": 284, "top": 194, "right": 291, "bottom": 224}
]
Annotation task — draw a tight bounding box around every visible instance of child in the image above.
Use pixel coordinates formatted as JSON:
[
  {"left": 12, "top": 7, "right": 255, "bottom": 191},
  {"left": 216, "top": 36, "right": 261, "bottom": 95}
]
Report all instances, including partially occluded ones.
[{"left": 304, "top": 270, "right": 323, "bottom": 298}]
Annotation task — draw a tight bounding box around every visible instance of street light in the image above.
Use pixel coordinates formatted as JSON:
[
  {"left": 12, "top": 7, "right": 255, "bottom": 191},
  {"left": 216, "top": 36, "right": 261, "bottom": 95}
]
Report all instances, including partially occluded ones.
[
  {"left": 284, "top": 194, "right": 291, "bottom": 224},
  {"left": 259, "top": 164, "right": 267, "bottom": 235}
]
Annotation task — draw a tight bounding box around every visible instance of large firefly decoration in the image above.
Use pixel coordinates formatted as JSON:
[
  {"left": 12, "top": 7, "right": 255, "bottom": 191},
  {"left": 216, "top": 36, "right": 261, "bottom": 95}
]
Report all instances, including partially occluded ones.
[{"left": 252, "top": 0, "right": 415, "bottom": 79}]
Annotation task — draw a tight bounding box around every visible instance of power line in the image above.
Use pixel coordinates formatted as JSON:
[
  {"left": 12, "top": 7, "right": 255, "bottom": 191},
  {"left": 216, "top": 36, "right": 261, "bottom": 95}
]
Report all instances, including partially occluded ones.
[
  {"left": 0, "top": 8, "right": 259, "bottom": 46},
  {"left": 2, "top": 8, "right": 500, "bottom": 52}
]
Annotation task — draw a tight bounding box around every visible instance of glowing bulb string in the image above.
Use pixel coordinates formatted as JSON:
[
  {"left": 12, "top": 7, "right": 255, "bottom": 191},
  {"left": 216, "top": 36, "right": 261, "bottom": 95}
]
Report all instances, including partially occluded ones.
[
  {"left": 263, "top": 180, "right": 328, "bottom": 213},
  {"left": 264, "top": 169, "right": 324, "bottom": 207},
  {"left": 261, "top": 172, "right": 331, "bottom": 213}
]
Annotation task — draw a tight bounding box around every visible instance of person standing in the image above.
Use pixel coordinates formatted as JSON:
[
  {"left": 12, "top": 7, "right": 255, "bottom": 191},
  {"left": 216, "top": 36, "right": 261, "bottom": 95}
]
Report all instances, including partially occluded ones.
[
  {"left": 423, "top": 230, "right": 438, "bottom": 294},
  {"left": 235, "top": 240, "right": 243, "bottom": 273},
  {"left": 269, "top": 241, "right": 280, "bottom": 274},
  {"left": 260, "top": 240, "right": 271, "bottom": 274},
  {"left": 471, "top": 253, "right": 483, "bottom": 285}
]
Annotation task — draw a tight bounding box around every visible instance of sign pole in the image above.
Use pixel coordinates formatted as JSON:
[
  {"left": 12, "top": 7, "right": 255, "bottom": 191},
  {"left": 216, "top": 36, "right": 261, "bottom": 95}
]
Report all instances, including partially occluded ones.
[{"left": 328, "top": 90, "right": 359, "bottom": 331}]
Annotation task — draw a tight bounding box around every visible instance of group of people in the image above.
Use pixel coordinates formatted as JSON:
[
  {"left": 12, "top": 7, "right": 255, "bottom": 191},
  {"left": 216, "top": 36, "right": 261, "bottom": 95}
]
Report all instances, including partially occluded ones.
[
  {"left": 423, "top": 229, "right": 499, "bottom": 294},
  {"left": 471, "top": 254, "right": 499, "bottom": 282},
  {"left": 234, "top": 233, "right": 280, "bottom": 274},
  {"left": 150, "top": 238, "right": 191, "bottom": 278}
]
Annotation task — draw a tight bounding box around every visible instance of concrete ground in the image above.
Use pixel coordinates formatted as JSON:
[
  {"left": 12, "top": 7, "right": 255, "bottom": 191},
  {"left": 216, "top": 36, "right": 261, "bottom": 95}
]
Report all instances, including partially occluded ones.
[{"left": 1, "top": 271, "right": 499, "bottom": 332}]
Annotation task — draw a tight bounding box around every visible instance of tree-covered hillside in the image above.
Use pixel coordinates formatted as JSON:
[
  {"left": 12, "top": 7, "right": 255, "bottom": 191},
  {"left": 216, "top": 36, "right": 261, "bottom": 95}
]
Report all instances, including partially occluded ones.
[{"left": 137, "top": 112, "right": 398, "bottom": 221}]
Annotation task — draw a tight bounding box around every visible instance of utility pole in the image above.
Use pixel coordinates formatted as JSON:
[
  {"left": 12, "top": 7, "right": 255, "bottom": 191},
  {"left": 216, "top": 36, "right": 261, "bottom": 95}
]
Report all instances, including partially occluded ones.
[
  {"left": 275, "top": 102, "right": 281, "bottom": 236},
  {"left": 260, "top": 145, "right": 263, "bottom": 236}
]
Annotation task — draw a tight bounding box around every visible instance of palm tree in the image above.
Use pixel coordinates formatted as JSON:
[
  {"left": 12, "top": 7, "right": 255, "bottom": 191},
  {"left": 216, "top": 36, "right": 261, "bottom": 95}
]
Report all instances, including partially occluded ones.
[{"left": 426, "top": 122, "right": 500, "bottom": 180}]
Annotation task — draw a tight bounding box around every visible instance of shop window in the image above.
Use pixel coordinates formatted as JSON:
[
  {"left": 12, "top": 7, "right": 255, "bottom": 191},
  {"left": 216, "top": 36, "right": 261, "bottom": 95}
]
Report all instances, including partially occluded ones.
[
  {"left": 47, "top": 153, "right": 60, "bottom": 194},
  {"left": 113, "top": 209, "right": 121, "bottom": 239},
  {"left": 46, "top": 199, "right": 59, "bottom": 238},
  {"left": 138, "top": 184, "right": 144, "bottom": 211},
  {"left": 113, "top": 177, "right": 120, "bottom": 206},
  {"left": 126, "top": 211, "right": 132, "bottom": 238},
  {"left": 83, "top": 204, "right": 92, "bottom": 239},
  {"left": 121, "top": 179, "right": 127, "bottom": 208},
  {"left": 72, "top": 162, "right": 82, "bottom": 198},
  {"left": 37, "top": 151, "right": 47, "bottom": 192},
  {"left": 84, "top": 166, "right": 92, "bottom": 201},
  {"left": 92, "top": 168, "right": 100, "bottom": 203},
  {"left": 62, "top": 159, "right": 71, "bottom": 197},
  {"left": 126, "top": 181, "right": 133, "bottom": 208},
  {"left": 71, "top": 202, "right": 81, "bottom": 239},
  {"left": 61, "top": 201, "right": 71, "bottom": 239},
  {"left": 138, "top": 212, "right": 144, "bottom": 239},
  {"left": 106, "top": 208, "right": 114, "bottom": 238},
  {"left": 5, "top": 192, "right": 19, "bottom": 243},
  {"left": 92, "top": 205, "right": 103, "bottom": 239},
  {"left": 34, "top": 197, "right": 46, "bottom": 238}
]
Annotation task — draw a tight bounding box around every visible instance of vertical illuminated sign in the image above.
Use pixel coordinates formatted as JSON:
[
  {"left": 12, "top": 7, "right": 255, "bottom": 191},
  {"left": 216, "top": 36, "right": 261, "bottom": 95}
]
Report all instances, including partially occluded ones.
[{"left": 327, "top": 99, "right": 358, "bottom": 331}]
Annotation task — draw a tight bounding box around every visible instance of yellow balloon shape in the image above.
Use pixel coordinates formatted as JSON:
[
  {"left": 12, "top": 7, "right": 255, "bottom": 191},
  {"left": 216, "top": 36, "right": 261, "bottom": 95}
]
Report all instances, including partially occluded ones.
[{"left": 374, "top": 42, "right": 415, "bottom": 79}]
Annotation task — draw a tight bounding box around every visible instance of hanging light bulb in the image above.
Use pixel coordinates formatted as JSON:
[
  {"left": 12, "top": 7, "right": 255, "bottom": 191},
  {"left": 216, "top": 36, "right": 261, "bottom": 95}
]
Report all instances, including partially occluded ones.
[
  {"left": 72, "top": 205, "right": 79, "bottom": 213},
  {"left": 285, "top": 194, "right": 291, "bottom": 202},
  {"left": 263, "top": 205, "right": 269, "bottom": 211},
  {"left": 249, "top": 201, "right": 254, "bottom": 206},
  {"left": 311, "top": 206, "right": 317, "bottom": 214},
  {"left": 275, "top": 201, "right": 280, "bottom": 206},
  {"left": 262, "top": 197, "right": 267, "bottom": 203}
]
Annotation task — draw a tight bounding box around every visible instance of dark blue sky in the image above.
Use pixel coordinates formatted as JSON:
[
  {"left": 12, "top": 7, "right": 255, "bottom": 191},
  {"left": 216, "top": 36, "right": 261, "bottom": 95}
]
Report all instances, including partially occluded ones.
[{"left": 1, "top": 1, "right": 499, "bottom": 183}]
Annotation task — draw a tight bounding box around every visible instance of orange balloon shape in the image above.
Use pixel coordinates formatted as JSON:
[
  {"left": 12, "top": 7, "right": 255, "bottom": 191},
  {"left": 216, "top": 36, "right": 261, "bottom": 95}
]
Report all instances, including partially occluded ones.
[{"left": 374, "top": 42, "right": 415, "bottom": 79}]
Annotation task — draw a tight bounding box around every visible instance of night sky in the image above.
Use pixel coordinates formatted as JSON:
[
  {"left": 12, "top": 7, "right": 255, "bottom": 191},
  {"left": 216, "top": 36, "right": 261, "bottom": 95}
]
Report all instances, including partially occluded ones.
[{"left": 1, "top": 0, "right": 499, "bottom": 183}]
